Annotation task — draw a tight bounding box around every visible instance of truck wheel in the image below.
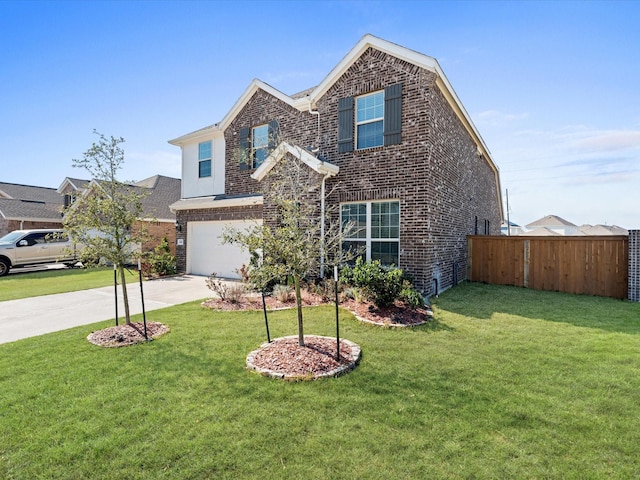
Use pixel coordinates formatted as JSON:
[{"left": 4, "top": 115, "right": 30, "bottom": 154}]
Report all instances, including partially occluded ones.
[{"left": 0, "top": 258, "right": 9, "bottom": 276}]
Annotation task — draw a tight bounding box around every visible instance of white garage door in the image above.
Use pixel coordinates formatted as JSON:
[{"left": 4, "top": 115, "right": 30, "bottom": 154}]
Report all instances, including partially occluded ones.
[{"left": 188, "top": 220, "right": 261, "bottom": 279}]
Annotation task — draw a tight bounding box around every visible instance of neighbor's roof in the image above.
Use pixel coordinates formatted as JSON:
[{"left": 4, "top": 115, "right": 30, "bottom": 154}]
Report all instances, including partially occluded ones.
[
  {"left": 524, "top": 227, "right": 561, "bottom": 236},
  {"left": 0, "top": 181, "right": 63, "bottom": 204},
  {"left": 578, "top": 224, "right": 629, "bottom": 236},
  {"left": 0, "top": 198, "right": 63, "bottom": 221},
  {"left": 135, "top": 175, "right": 181, "bottom": 221},
  {"left": 0, "top": 181, "right": 64, "bottom": 221},
  {"left": 526, "top": 215, "right": 577, "bottom": 228}
]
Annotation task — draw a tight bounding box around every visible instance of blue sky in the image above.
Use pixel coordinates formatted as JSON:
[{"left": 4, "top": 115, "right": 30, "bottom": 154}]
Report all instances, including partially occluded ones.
[{"left": 1, "top": 0, "right": 639, "bottom": 228}]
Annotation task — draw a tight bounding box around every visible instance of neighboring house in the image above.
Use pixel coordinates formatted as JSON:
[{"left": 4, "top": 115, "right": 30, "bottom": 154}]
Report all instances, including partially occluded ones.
[
  {"left": 168, "top": 34, "right": 503, "bottom": 294},
  {"left": 578, "top": 224, "right": 629, "bottom": 236},
  {"left": 501, "top": 220, "right": 525, "bottom": 236},
  {"left": 0, "top": 182, "right": 64, "bottom": 236},
  {"left": 525, "top": 215, "right": 578, "bottom": 236},
  {"left": 58, "top": 175, "right": 181, "bottom": 255}
]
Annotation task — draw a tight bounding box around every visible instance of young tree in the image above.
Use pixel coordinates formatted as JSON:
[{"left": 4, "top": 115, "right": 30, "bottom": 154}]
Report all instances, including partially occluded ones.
[
  {"left": 223, "top": 148, "right": 356, "bottom": 346},
  {"left": 63, "top": 131, "right": 148, "bottom": 325}
]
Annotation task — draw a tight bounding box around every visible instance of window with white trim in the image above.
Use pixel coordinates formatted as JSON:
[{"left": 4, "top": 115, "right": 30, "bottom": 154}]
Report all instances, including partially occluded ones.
[
  {"left": 341, "top": 200, "right": 400, "bottom": 265},
  {"left": 252, "top": 124, "right": 269, "bottom": 168},
  {"left": 198, "top": 141, "right": 212, "bottom": 178},
  {"left": 356, "top": 91, "right": 384, "bottom": 149}
]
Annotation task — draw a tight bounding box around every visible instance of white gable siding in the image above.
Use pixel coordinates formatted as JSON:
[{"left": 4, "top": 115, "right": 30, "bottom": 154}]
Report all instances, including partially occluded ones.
[{"left": 181, "top": 135, "right": 225, "bottom": 198}]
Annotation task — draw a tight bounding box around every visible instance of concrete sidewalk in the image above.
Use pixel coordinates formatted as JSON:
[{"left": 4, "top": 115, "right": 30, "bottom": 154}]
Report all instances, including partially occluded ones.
[{"left": 0, "top": 275, "right": 215, "bottom": 345}]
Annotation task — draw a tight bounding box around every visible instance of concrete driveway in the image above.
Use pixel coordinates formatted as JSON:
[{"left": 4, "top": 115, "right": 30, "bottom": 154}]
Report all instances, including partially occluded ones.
[{"left": 0, "top": 275, "right": 215, "bottom": 345}]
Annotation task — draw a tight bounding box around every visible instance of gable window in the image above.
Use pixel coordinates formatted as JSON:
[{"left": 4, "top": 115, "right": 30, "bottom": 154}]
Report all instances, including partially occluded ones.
[
  {"left": 198, "top": 141, "right": 212, "bottom": 178},
  {"left": 252, "top": 124, "right": 270, "bottom": 168},
  {"left": 338, "top": 83, "right": 402, "bottom": 153},
  {"left": 356, "top": 91, "right": 384, "bottom": 149},
  {"left": 239, "top": 120, "right": 279, "bottom": 170},
  {"left": 341, "top": 200, "right": 400, "bottom": 265}
]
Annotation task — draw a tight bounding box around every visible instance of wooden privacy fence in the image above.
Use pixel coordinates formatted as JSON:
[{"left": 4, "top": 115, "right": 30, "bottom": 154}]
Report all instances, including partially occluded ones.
[{"left": 467, "top": 235, "right": 629, "bottom": 299}]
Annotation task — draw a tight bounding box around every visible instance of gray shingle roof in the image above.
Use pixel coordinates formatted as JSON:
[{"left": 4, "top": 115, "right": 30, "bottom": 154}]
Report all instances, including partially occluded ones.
[
  {"left": 135, "top": 175, "right": 181, "bottom": 220},
  {"left": 0, "top": 182, "right": 63, "bottom": 204}
]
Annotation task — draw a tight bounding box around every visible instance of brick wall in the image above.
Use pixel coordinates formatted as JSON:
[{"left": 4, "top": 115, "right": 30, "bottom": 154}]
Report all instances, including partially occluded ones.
[
  {"left": 135, "top": 220, "right": 177, "bottom": 256},
  {"left": 1, "top": 219, "right": 64, "bottom": 237},
  {"left": 175, "top": 204, "right": 263, "bottom": 273},
  {"left": 218, "top": 47, "right": 501, "bottom": 294},
  {"left": 630, "top": 230, "right": 640, "bottom": 302}
]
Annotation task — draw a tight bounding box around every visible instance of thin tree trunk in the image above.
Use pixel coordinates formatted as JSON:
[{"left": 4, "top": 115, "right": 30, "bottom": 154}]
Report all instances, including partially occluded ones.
[
  {"left": 119, "top": 264, "right": 131, "bottom": 324},
  {"left": 294, "top": 275, "right": 304, "bottom": 346}
]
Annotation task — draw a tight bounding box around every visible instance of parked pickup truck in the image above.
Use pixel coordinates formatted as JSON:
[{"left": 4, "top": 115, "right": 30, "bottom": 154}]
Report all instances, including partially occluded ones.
[{"left": 0, "top": 229, "right": 80, "bottom": 276}]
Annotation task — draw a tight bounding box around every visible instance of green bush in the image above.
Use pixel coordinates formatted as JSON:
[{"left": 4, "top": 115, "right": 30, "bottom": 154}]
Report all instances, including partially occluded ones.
[
  {"left": 400, "top": 281, "right": 426, "bottom": 308},
  {"left": 145, "top": 237, "right": 177, "bottom": 277},
  {"left": 340, "top": 258, "right": 403, "bottom": 308},
  {"left": 340, "top": 258, "right": 425, "bottom": 308}
]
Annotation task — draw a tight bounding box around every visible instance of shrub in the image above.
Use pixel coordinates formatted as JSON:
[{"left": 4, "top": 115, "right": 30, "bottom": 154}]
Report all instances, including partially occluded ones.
[
  {"left": 206, "top": 273, "right": 229, "bottom": 300},
  {"left": 339, "top": 258, "right": 404, "bottom": 308},
  {"left": 145, "top": 237, "right": 177, "bottom": 276},
  {"left": 400, "top": 281, "right": 426, "bottom": 308},
  {"left": 273, "top": 284, "right": 293, "bottom": 303}
]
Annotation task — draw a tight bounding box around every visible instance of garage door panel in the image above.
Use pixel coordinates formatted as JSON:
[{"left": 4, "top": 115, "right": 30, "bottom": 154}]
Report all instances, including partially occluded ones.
[{"left": 188, "top": 220, "right": 260, "bottom": 279}]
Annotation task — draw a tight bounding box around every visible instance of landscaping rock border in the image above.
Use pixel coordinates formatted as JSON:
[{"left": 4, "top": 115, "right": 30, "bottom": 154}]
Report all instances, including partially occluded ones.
[{"left": 246, "top": 335, "right": 362, "bottom": 381}]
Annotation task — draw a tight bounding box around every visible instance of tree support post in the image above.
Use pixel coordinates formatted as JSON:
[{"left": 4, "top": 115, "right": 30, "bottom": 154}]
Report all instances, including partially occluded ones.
[
  {"left": 261, "top": 291, "right": 271, "bottom": 343},
  {"left": 138, "top": 259, "right": 149, "bottom": 341},
  {"left": 334, "top": 266, "right": 340, "bottom": 361},
  {"left": 114, "top": 263, "right": 118, "bottom": 326}
]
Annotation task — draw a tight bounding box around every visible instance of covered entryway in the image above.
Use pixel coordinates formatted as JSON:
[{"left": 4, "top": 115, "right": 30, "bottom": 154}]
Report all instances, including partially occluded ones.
[{"left": 187, "top": 220, "right": 261, "bottom": 279}]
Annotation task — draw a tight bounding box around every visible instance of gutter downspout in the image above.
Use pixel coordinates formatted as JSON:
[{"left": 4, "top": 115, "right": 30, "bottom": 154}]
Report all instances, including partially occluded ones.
[
  {"left": 320, "top": 172, "right": 331, "bottom": 278},
  {"left": 307, "top": 95, "right": 320, "bottom": 146}
]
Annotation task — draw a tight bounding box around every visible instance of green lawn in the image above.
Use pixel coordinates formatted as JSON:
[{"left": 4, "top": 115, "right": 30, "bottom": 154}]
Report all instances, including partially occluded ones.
[
  {"left": 1, "top": 283, "right": 640, "bottom": 479},
  {"left": 0, "top": 267, "right": 118, "bottom": 301}
]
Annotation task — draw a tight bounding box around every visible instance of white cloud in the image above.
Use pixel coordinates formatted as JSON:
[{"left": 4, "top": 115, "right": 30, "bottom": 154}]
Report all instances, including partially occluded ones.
[{"left": 475, "top": 110, "right": 529, "bottom": 127}]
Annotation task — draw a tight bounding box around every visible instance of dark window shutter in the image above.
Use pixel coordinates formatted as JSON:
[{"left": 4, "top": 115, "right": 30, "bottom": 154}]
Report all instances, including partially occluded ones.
[
  {"left": 268, "top": 120, "right": 279, "bottom": 150},
  {"left": 337, "top": 96, "right": 354, "bottom": 153},
  {"left": 384, "top": 83, "right": 402, "bottom": 146},
  {"left": 239, "top": 126, "right": 250, "bottom": 170}
]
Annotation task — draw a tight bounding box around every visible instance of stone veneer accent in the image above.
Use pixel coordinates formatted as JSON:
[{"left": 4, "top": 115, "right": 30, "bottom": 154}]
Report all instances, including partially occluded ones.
[
  {"left": 190, "top": 47, "right": 500, "bottom": 295},
  {"left": 629, "top": 230, "right": 640, "bottom": 302}
]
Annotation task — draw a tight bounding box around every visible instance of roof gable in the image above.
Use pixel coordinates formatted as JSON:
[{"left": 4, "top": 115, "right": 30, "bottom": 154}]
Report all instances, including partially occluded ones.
[{"left": 251, "top": 142, "right": 339, "bottom": 182}]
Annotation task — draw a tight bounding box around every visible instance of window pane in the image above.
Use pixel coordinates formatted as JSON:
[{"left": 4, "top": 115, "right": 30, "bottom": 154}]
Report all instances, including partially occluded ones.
[
  {"left": 253, "top": 147, "right": 269, "bottom": 168},
  {"left": 198, "top": 141, "right": 212, "bottom": 160},
  {"left": 357, "top": 121, "right": 383, "bottom": 149},
  {"left": 199, "top": 159, "right": 211, "bottom": 178},
  {"left": 342, "top": 240, "right": 366, "bottom": 264},
  {"left": 371, "top": 201, "right": 399, "bottom": 239},
  {"left": 253, "top": 125, "right": 269, "bottom": 148},
  {"left": 356, "top": 92, "right": 384, "bottom": 122},
  {"left": 371, "top": 241, "right": 399, "bottom": 266},
  {"left": 342, "top": 203, "right": 367, "bottom": 238}
]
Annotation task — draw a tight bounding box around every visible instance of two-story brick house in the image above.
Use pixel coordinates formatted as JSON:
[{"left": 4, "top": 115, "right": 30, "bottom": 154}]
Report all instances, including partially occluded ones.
[{"left": 169, "top": 34, "right": 503, "bottom": 294}]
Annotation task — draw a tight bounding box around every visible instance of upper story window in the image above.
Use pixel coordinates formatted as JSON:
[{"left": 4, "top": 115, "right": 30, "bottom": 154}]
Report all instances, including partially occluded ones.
[
  {"left": 238, "top": 120, "right": 279, "bottom": 170},
  {"left": 198, "top": 141, "right": 212, "bottom": 178},
  {"left": 356, "top": 91, "right": 384, "bottom": 149},
  {"left": 341, "top": 200, "right": 400, "bottom": 266},
  {"left": 338, "top": 83, "right": 402, "bottom": 153},
  {"left": 252, "top": 124, "right": 270, "bottom": 168}
]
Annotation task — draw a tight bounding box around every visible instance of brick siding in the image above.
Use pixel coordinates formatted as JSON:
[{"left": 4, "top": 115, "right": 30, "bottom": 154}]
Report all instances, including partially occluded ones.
[
  {"left": 211, "top": 47, "right": 500, "bottom": 294},
  {"left": 1, "top": 220, "right": 64, "bottom": 237}
]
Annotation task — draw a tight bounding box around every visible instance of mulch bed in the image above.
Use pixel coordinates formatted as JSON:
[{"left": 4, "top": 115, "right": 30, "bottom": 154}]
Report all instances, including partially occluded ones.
[
  {"left": 87, "top": 321, "right": 169, "bottom": 347},
  {"left": 86, "top": 289, "right": 430, "bottom": 380},
  {"left": 202, "top": 292, "right": 431, "bottom": 327},
  {"left": 246, "top": 335, "right": 361, "bottom": 380}
]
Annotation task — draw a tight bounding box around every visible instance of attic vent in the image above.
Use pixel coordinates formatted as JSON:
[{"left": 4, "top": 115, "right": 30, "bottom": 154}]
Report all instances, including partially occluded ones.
[{"left": 20, "top": 199, "right": 46, "bottom": 204}]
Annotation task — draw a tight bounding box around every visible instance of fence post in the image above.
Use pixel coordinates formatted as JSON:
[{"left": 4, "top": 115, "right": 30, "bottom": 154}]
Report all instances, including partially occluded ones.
[
  {"left": 523, "top": 240, "right": 530, "bottom": 288},
  {"left": 629, "top": 230, "right": 640, "bottom": 302}
]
